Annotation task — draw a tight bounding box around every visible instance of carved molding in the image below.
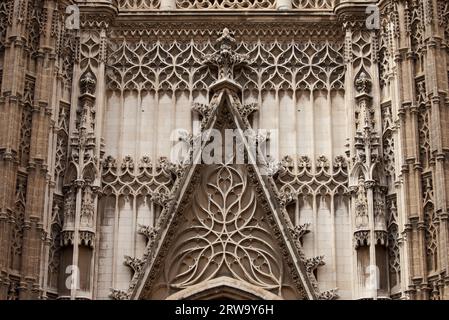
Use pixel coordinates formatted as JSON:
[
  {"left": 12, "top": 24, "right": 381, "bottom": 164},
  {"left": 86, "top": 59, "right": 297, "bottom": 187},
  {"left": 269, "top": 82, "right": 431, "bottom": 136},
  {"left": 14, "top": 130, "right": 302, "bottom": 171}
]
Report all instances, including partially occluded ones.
[{"left": 102, "top": 156, "right": 178, "bottom": 199}]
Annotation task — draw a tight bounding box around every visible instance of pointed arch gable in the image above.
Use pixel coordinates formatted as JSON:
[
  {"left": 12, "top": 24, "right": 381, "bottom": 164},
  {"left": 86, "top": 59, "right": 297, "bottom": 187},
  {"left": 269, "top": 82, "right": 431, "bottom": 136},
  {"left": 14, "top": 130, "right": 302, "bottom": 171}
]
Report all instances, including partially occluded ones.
[{"left": 128, "top": 87, "right": 317, "bottom": 301}]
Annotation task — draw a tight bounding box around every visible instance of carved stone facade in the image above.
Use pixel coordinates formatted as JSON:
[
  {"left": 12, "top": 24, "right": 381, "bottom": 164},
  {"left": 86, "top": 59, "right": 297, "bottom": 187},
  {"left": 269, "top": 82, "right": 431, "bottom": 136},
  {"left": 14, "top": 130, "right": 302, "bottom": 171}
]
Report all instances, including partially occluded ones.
[{"left": 0, "top": 0, "right": 448, "bottom": 300}]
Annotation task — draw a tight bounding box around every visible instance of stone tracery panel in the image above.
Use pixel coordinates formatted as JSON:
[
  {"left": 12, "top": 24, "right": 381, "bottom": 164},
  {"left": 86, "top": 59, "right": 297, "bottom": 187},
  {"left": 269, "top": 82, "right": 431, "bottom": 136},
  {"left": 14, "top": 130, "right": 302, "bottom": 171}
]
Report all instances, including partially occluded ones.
[
  {"left": 10, "top": 175, "right": 27, "bottom": 271},
  {"left": 115, "top": 0, "right": 337, "bottom": 10},
  {"left": 409, "top": 0, "right": 425, "bottom": 72},
  {"left": 102, "top": 156, "right": 178, "bottom": 200},
  {"left": 423, "top": 175, "right": 438, "bottom": 273},
  {"left": 292, "top": 0, "right": 334, "bottom": 10},
  {"left": 176, "top": 0, "right": 276, "bottom": 9},
  {"left": 99, "top": 155, "right": 180, "bottom": 294},
  {"left": 118, "top": 0, "right": 161, "bottom": 10},
  {"left": 417, "top": 79, "right": 431, "bottom": 171},
  {"left": 47, "top": 199, "right": 63, "bottom": 291},
  {"left": 386, "top": 197, "right": 400, "bottom": 291},
  {"left": 439, "top": 0, "right": 449, "bottom": 39},
  {"left": 271, "top": 155, "right": 349, "bottom": 293},
  {"left": 104, "top": 34, "right": 346, "bottom": 166},
  {"left": 0, "top": 0, "right": 9, "bottom": 53},
  {"left": 378, "top": 2, "right": 398, "bottom": 92},
  {"left": 274, "top": 155, "right": 348, "bottom": 201},
  {"left": 351, "top": 31, "right": 373, "bottom": 78},
  {"left": 25, "top": 0, "right": 45, "bottom": 57},
  {"left": 382, "top": 105, "right": 395, "bottom": 191},
  {"left": 164, "top": 164, "right": 286, "bottom": 294},
  {"left": 106, "top": 38, "right": 344, "bottom": 94}
]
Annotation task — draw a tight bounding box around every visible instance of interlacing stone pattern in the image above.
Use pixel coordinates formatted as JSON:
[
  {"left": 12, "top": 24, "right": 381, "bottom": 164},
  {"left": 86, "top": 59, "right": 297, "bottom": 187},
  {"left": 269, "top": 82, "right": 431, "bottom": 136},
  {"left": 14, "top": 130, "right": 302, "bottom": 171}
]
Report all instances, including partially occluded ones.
[
  {"left": 292, "top": 0, "right": 335, "bottom": 10},
  {"left": 118, "top": 0, "right": 161, "bottom": 10},
  {"left": 115, "top": 0, "right": 337, "bottom": 10},
  {"left": 106, "top": 39, "right": 345, "bottom": 95},
  {"left": 273, "top": 155, "right": 349, "bottom": 202},
  {"left": 165, "top": 164, "right": 283, "bottom": 292},
  {"left": 105, "top": 28, "right": 345, "bottom": 300},
  {"left": 176, "top": 0, "right": 276, "bottom": 9},
  {"left": 102, "top": 156, "right": 179, "bottom": 201}
]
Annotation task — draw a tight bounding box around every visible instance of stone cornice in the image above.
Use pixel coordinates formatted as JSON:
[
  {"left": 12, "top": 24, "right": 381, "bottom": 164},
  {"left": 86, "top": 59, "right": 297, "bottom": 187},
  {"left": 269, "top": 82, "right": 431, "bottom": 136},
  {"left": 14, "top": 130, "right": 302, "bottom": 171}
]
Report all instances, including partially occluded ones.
[
  {"left": 111, "top": 12, "right": 339, "bottom": 27},
  {"left": 107, "top": 20, "right": 344, "bottom": 40}
]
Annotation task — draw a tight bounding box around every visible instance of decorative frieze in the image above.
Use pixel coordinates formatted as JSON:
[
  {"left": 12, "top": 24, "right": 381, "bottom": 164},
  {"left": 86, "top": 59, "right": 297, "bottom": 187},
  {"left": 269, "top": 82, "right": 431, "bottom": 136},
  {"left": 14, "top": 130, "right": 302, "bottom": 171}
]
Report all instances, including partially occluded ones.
[
  {"left": 118, "top": 0, "right": 161, "bottom": 10},
  {"left": 115, "top": 0, "right": 337, "bottom": 10},
  {"left": 273, "top": 155, "right": 349, "bottom": 198},
  {"left": 292, "top": 0, "right": 334, "bottom": 10},
  {"left": 106, "top": 37, "right": 345, "bottom": 94},
  {"left": 176, "top": 0, "right": 276, "bottom": 9},
  {"left": 102, "top": 156, "right": 178, "bottom": 199}
]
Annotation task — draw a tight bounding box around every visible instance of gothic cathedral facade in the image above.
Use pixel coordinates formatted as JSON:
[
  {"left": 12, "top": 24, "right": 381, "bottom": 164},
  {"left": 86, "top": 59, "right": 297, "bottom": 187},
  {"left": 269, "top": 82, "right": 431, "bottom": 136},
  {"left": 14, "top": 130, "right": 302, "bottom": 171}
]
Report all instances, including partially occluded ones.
[{"left": 0, "top": 0, "right": 449, "bottom": 300}]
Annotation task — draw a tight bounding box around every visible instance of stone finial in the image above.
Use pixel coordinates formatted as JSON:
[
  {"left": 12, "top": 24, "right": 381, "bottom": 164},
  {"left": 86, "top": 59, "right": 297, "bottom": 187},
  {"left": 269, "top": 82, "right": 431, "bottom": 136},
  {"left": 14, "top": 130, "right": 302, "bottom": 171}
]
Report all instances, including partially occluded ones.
[
  {"left": 217, "top": 28, "right": 236, "bottom": 51},
  {"left": 202, "top": 28, "right": 251, "bottom": 84}
]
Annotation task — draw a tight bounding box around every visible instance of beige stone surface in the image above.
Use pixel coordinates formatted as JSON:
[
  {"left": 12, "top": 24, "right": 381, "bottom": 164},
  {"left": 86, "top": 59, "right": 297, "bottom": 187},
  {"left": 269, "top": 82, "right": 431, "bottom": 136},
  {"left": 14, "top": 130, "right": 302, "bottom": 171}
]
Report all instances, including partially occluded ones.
[{"left": 0, "top": 0, "right": 448, "bottom": 300}]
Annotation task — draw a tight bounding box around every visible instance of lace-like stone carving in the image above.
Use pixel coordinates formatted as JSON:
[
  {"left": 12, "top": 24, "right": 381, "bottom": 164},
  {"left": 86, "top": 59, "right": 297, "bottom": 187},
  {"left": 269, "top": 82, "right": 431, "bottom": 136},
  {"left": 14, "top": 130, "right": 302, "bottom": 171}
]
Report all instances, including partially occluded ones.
[
  {"left": 292, "top": 0, "right": 334, "bottom": 10},
  {"left": 118, "top": 0, "right": 161, "bottom": 9},
  {"left": 165, "top": 165, "right": 284, "bottom": 291},
  {"left": 176, "top": 0, "right": 276, "bottom": 10},
  {"left": 109, "top": 289, "right": 130, "bottom": 300},
  {"left": 106, "top": 39, "right": 345, "bottom": 94}
]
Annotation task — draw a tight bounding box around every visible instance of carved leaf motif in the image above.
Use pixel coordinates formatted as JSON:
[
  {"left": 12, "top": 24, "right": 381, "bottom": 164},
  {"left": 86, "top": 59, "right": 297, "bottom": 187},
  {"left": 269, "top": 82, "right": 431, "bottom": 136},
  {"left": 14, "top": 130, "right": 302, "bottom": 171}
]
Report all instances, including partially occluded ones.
[{"left": 109, "top": 289, "right": 129, "bottom": 300}]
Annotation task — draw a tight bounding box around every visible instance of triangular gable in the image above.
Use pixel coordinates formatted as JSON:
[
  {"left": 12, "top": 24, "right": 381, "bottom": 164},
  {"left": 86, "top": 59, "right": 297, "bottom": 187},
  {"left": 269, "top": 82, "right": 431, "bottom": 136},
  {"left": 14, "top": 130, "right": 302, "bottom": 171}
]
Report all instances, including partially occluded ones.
[{"left": 127, "top": 86, "right": 318, "bottom": 300}]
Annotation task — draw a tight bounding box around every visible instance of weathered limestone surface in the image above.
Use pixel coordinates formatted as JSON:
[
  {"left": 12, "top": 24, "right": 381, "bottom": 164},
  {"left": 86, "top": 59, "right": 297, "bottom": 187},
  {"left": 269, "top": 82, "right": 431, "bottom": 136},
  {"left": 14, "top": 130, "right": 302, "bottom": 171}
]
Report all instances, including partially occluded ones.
[{"left": 0, "top": 0, "right": 448, "bottom": 300}]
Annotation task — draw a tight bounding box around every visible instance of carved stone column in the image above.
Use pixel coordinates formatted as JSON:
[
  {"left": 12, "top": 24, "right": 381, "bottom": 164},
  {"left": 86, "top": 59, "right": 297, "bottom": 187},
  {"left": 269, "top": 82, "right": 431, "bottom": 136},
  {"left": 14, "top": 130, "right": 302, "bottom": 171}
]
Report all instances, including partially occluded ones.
[
  {"left": 58, "top": 1, "right": 116, "bottom": 300},
  {"left": 337, "top": 0, "right": 389, "bottom": 300}
]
